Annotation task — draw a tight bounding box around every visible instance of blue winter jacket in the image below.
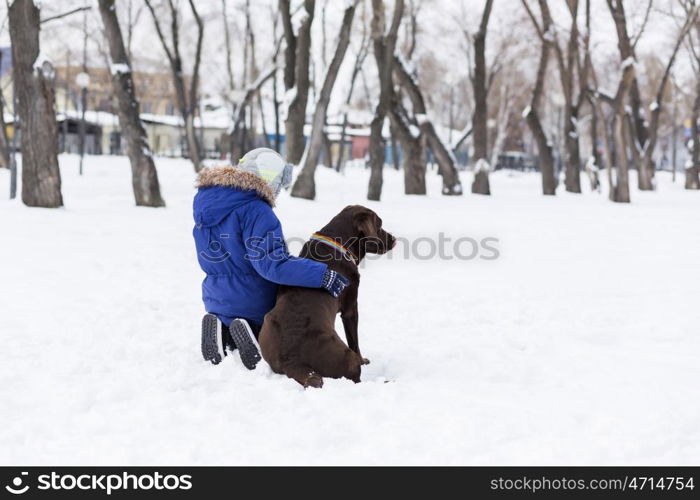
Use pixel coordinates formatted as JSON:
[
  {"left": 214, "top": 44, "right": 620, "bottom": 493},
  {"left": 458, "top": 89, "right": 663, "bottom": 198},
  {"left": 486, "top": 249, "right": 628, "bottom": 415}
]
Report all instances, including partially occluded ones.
[{"left": 192, "top": 168, "right": 327, "bottom": 326}]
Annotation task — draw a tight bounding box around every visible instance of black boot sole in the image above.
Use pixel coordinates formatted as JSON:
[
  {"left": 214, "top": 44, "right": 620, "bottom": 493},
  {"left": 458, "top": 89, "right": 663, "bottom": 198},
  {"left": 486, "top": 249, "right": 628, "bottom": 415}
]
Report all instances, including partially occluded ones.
[
  {"left": 201, "top": 313, "right": 224, "bottom": 365},
  {"left": 229, "top": 319, "right": 261, "bottom": 370}
]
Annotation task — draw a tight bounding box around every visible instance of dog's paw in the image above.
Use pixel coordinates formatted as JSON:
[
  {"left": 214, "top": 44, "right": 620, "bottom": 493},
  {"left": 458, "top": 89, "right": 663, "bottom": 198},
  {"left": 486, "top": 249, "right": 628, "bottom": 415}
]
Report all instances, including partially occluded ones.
[
  {"left": 361, "top": 357, "right": 370, "bottom": 365},
  {"left": 304, "top": 373, "right": 324, "bottom": 389}
]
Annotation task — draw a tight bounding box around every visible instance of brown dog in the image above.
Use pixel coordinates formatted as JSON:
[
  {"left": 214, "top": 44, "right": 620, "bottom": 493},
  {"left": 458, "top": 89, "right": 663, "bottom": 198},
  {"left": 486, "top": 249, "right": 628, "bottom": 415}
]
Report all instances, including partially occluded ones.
[{"left": 259, "top": 205, "right": 396, "bottom": 388}]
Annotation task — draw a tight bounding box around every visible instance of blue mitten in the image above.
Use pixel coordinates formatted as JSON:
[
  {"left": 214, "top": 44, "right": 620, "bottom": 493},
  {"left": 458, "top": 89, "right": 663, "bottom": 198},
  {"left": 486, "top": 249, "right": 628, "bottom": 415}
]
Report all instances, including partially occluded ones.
[{"left": 321, "top": 268, "right": 350, "bottom": 298}]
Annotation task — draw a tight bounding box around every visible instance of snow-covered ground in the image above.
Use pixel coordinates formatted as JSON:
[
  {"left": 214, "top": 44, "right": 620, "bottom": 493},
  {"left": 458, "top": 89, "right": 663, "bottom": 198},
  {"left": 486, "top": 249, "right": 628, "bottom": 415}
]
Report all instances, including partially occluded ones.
[{"left": 1, "top": 155, "right": 698, "bottom": 465}]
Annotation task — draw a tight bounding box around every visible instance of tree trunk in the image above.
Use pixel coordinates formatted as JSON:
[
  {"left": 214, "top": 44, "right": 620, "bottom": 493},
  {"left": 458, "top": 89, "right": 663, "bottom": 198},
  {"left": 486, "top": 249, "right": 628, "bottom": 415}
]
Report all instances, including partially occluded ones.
[
  {"left": 606, "top": 0, "right": 636, "bottom": 203},
  {"left": 9, "top": 0, "right": 63, "bottom": 208},
  {"left": 184, "top": 113, "right": 201, "bottom": 165},
  {"left": 630, "top": 80, "right": 653, "bottom": 190},
  {"left": 470, "top": 0, "right": 494, "bottom": 195},
  {"left": 98, "top": 0, "right": 164, "bottom": 207},
  {"left": 531, "top": 0, "right": 584, "bottom": 193},
  {"left": 284, "top": 0, "right": 315, "bottom": 164},
  {"left": 687, "top": 78, "right": 700, "bottom": 190},
  {"left": 590, "top": 103, "right": 601, "bottom": 169},
  {"left": 563, "top": 105, "right": 582, "bottom": 192},
  {"left": 392, "top": 54, "right": 463, "bottom": 195},
  {"left": 0, "top": 52, "right": 11, "bottom": 170},
  {"left": 0, "top": 95, "right": 10, "bottom": 170},
  {"left": 367, "top": 115, "right": 386, "bottom": 200},
  {"left": 390, "top": 125, "right": 400, "bottom": 170},
  {"left": 367, "top": 0, "right": 404, "bottom": 201},
  {"left": 638, "top": 147, "right": 655, "bottom": 191},
  {"left": 521, "top": 6, "right": 556, "bottom": 196},
  {"left": 280, "top": 0, "right": 297, "bottom": 91},
  {"left": 527, "top": 110, "right": 556, "bottom": 195},
  {"left": 389, "top": 106, "right": 425, "bottom": 194},
  {"left": 612, "top": 114, "right": 631, "bottom": 202},
  {"left": 637, "top": 11, "right": 695, "bottom": 191},
  {"left": 291, "top": 1, "right": 357, "bottom": 199},
  {"left": 274, "top": 69, "right": 281, "bottom": 153}
]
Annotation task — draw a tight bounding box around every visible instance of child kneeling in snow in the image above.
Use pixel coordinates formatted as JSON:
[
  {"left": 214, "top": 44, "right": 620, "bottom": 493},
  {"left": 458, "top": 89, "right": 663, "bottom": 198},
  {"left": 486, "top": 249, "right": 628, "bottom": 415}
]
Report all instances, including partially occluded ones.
[{"left": 193, "top": 148, "right": 349, "bottom": 369}]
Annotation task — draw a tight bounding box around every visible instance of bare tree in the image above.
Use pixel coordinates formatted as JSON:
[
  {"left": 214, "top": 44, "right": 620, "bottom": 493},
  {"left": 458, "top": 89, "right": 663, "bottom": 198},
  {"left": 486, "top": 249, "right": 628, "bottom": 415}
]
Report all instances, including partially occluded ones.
[
  {"left": 9, "top": 0, "right": 63, "bottom": 207},
  {"left": 291, "top": 1, "right": 359, "bottom": 199},
  {"left": 392, "top": 55, "right": 463, "bottom": 195},
  {"left": 222, "top": 3, "right": 283, "bottom": 163},
  {"left": 222, "top": 0, "right": 236, "bottom": 99},
  {"left": 97, "top": 0, "right": 165, "bottom": 207},
  {"left": 125, "top": 0, "right": 145, "bottom": 62},
  {"left": 684, "top": 0, "right": 700, "bottom": 189},
  {"left": 689, "top": 78, "right": 700, "bottom": 189},
  {"left": 243, "top": 0, "right": 259, "bottom": 153},
  {"left": 549, "top": 0, "right": 591, "bottom": 193},
  {"left": 367, "top": 0, "right": 404, "bottom": 201},
  {"left": 271, "top": 5, "right": 282, "bottom": 153},
  {"left": 597, "top": 0, "right": 637, "bottom": 203},
  {"left": 229, "top": 67, "right": 278, "bottom": 163},
  {"left": 391, "top": 104, "right": 427, "bottom": 194},
  {"left": 470, "top": 0, "right": 495, "bottom": 195},
  {"left": 280, "top": 0, "right": 315, "bottom": 165},
  {"left": 521, "top": 0, "right": 556, "bottom": 195},
  {"left": 626, "top": 1, "right": 654, "bottom": 188},
  {"left": 336, "top": 5, "right": 371, "bottom": 171},
  {"left": 636, "top": 9, "right": 698, "bottom": 190},
  {"left": 144, "top": 0, "right": 204, "bottom": 172}
]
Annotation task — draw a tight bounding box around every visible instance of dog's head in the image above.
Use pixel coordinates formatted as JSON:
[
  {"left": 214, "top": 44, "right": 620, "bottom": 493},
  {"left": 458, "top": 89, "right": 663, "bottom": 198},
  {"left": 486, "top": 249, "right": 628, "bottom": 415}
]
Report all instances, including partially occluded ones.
[{"left": 345, "top": 205, "right": 396, "bottom": 255}]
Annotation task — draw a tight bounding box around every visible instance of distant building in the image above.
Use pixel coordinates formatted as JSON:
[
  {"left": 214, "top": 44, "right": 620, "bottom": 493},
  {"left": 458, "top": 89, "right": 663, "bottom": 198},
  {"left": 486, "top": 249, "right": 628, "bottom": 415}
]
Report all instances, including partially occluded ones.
[
  {"left": 0, "top": 56, "right": 185, "bottom": 118},
  {"left": 52, "top": 66, "right": 184, "bottom": 117}
]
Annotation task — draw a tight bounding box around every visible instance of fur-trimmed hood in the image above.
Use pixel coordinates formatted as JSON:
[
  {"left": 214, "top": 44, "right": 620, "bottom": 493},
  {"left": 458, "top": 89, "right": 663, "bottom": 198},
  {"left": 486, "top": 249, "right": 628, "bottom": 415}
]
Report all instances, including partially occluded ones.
[{"left": 196, "top": 166, "right": 276, "bottom": 207}]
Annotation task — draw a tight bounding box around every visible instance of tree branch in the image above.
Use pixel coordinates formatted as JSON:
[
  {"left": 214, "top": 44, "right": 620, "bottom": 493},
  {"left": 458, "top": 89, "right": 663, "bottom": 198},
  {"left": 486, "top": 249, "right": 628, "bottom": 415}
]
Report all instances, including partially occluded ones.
[
  {"left": 144, "top": 0, "right": 175, "bottom": 65},
  {"left": 631, "top": 0, "right": 653, "bottom": 50},
  {"left": 187, "top": 0, "right": 204, "bottom": 115},
  {"left": 41, "top": 6, "right": 91, "bottom": 24},
  {"left": 521, "top": 0, "right": 544, "bottom": 40}
]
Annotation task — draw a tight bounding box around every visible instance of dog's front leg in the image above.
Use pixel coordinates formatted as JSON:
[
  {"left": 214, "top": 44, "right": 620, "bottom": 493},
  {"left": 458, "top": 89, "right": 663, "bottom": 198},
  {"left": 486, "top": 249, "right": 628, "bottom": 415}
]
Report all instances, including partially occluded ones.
[{"left": 341, "top": 291, "right": 369, "bottom": 364}]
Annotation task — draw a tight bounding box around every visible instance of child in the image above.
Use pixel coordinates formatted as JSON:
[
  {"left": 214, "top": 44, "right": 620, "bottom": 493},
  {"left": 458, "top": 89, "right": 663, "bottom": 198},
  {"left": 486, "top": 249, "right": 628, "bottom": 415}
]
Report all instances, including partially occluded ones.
[{"left": 193, "top": 148, "right": 349, "bottom": 369}]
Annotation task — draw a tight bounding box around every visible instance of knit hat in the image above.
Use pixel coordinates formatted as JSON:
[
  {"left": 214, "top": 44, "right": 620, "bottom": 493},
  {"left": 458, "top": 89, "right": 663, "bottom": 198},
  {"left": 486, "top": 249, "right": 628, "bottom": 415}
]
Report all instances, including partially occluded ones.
[{"left": 238, "top": 148, "right": 293, "bottom": 198}]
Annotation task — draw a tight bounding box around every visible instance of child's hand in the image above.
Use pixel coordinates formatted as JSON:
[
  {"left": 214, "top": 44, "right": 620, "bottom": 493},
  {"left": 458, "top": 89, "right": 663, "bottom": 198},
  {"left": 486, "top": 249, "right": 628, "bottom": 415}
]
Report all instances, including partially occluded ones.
[{"left": 321, "top": 269, "right": 350, "bottom": 298}]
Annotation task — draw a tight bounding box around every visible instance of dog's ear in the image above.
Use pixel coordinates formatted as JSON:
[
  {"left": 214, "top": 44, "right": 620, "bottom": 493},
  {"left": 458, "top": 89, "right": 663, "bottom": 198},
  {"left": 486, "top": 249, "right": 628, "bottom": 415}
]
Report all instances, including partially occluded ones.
[{"left": 353, "top": 210, "right": 378, "bottom": 237}]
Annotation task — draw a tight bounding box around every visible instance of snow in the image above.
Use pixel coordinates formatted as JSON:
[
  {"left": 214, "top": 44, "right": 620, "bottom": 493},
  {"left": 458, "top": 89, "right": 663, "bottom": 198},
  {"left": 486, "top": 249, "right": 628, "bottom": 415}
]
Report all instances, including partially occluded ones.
[
  {"left": 1, "top": 155, "right": 699, "bottom": 465},
  {"left": 110, "top": 63, "right": 131, "bottom": 75},
  {"left": 32, "top": 51, "right": 54, "bottom": 79},
  {"left": 621, "top": 56, "right": 635, "bottom": 69},
  {"left": 281, "top": 87, "right": 297, "bottom": 120},
  {"left": 475, "top": 158, "right": 490, "bottom": 172},
  {"left": 291, "top": 9, "right": 310, "bottom": 36},
  {"left": 649, "top": 101, "right": 659, "bottom": 112},
  {"left": 585, "top": 156, "right": 599, "bottom": 172},
  {"left": 409, "top": 124, "right": 421, "bottom": 138},
  {"left": 415, "top": 113, "right": 429, "bottom": 125},
  {"left": 521, "top": 105, "right": 532, "bottom": 119}
]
